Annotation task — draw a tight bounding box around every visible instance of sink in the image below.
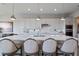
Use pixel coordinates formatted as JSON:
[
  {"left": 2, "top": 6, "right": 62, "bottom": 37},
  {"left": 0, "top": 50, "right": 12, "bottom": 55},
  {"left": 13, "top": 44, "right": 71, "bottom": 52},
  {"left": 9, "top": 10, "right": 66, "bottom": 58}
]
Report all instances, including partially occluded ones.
[{"left": 34, "top": 35, "right": 45, "bottom": 37}]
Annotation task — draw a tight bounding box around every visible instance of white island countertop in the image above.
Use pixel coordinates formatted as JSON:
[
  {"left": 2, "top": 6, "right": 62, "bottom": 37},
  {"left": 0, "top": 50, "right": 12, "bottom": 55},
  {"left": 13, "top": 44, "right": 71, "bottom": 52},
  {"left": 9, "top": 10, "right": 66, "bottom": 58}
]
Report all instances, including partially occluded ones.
[{"left": 0, "top": 34, "right": 78, "bottom": 41}]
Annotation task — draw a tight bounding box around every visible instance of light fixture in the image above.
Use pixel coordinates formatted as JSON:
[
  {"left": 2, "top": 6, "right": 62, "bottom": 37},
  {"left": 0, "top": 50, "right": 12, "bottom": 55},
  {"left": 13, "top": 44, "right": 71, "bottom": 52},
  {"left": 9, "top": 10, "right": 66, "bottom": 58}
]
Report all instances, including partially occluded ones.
[
  {"left": 54, "top": 8, "right": 57, "bottom": 11},
  {"left": 60, "top": 17, "right": 65, "bottom": 20},
  {"left": 36, "top": 17, "right": 40, "bottom": 20},
  {"left": 10, "top": 15, "right": 16, "bottom": 20},
  {"left": 10, "top": 3, "right": 16, "bottom": 20},
  {"left": 36, "top": 4, "right": 41, "bottom": 21},
  {"left": 40, "top": 8, "right": 43, "bottom": 11},
  {"left": 60, "top": 4, "right": 65, "bottom": 21}
]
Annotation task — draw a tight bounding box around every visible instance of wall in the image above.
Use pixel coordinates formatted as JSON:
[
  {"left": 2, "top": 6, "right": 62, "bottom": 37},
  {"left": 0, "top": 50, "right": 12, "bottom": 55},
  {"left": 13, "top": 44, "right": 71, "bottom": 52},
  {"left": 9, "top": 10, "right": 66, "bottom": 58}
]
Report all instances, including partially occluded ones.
[
  {"left": 69, "top": 10, "right": 79, "bottom": 37},
  {"left": 13, "top": 18, "right": 65, "bottom": 35}
]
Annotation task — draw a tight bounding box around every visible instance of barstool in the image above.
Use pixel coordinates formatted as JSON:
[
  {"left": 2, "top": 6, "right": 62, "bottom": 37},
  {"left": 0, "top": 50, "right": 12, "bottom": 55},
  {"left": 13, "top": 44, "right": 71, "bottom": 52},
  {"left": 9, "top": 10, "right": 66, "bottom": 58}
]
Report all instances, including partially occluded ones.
[
  {"left": 0, "top": 38, "right": 20, "bottom": 56},
  {"left": 42, "top": 38, "right": 57, "bottom": 56},
  {"left": 60, "top": 38, "right": 78, "bottom": 56},
  {"left": 23, "top": 38, "right": 39, "bottom": 56}
]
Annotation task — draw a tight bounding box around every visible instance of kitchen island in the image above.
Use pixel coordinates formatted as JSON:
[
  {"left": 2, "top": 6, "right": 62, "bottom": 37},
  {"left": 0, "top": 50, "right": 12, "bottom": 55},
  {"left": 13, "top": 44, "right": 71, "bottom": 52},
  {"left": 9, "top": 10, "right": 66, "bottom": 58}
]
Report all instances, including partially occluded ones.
[{"left": 0, "top": 34, "right": 78, "bottom": 56}]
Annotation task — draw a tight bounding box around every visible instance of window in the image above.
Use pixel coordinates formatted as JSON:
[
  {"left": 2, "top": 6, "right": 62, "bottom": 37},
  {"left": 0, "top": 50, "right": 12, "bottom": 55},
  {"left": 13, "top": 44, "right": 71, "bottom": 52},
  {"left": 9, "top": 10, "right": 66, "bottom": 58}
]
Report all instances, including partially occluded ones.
[{"left": 0, "top": 22, "right": 13, "bottom": 33}]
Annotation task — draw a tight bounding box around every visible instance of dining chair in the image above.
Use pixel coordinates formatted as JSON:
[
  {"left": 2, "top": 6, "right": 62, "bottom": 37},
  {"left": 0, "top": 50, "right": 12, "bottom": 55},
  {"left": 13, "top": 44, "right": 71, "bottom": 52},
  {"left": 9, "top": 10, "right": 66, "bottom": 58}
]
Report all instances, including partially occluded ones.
[
  {"left": 42, "top": 38, "right": 57, "bottom": 56},
  {"left": 23, "top": 38, "right": 39, "bottom": 56},
  {"left": 0, "top": 38, "right": 20, "bottom": 56},
  {"left": 60, "top": 38, "right": 78, "bottom": 56}
]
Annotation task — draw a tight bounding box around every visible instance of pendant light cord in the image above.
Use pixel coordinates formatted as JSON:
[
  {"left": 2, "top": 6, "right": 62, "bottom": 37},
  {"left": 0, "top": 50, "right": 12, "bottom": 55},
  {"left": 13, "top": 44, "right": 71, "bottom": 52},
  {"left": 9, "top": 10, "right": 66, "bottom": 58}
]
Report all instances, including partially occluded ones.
[
  {"left": 12, "top": 3, "right": 15, "bottom": 15},
  {"left": 62, "top": 3, "right": 64, "bottom": 17},
  {"left": 37, "top": 3, "right": 40, "bottom": 19},
  {"left": 10, "top": 3, "right": 16, "bottom": 20}
]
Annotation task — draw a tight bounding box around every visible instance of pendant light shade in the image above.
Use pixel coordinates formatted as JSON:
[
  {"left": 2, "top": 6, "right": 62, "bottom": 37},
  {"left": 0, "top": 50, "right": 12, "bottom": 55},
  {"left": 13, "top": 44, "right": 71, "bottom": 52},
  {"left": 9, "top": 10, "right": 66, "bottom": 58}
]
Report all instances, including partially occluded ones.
[
  {"left": 61, "top": 17, "right": 65, "bottom": 20},
  {"left": 10, "top": 3, "right": 16, "bottom": 20},
  {"left": 10, "top": 15, "right": 16, "bottom": 20},
  {"left": 36, "top": 4, "right": 41, "bottom": 21},
  {"left": 60, "top": 4, "right": 65, "bottom": 21},
  {"left": 36, "top": 17, "right": 40, "bottom": 20}
]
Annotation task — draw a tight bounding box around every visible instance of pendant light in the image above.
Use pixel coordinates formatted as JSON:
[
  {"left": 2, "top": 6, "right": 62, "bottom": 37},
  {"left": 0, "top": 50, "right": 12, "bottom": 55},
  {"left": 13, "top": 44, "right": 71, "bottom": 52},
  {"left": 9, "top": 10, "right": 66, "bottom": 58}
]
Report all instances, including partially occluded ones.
[
  {"left": 36, "top": 4, "right": 41, "bottom": 21},
  {"left": 36, "top": 16, "right": 40, "bottom": 20},
  {"left": 10, "top": 3, "right": 16, "bottom": 20},
  {"left": 60, "top": 3, "right": 65, "bottom": 21},
  {"left": 61, "top": 17, "right": 65, "bottom": 20}
]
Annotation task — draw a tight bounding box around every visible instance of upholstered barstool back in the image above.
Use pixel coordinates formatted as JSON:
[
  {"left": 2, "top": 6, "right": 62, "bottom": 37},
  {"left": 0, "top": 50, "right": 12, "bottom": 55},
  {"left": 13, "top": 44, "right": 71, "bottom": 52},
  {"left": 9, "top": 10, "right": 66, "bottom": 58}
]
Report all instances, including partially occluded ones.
[
  {"left": 24, "top": 38, "right": 39, "bottom": 55},
  {"left": 0, "top": 38, "right": 18, "bottom": 55},
  {"left": 42, "top": 38, "right": 57, "bottom": 55},
  {"left": 60, "top": 38, "right": 78, "bottom": 56}
]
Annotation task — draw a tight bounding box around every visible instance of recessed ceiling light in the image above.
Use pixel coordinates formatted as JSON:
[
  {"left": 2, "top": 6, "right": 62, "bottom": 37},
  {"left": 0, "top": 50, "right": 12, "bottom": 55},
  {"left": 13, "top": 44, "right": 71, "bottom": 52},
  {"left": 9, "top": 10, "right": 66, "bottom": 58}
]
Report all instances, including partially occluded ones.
[
  {"left": 54, "top": 9, "right": 57, "bottom": 11},
  {"left": 40, "top": 8, "right": 43, "bottom": 11},
  {"left": 27, "top": 8, "right": 31, "bottom": 11}
]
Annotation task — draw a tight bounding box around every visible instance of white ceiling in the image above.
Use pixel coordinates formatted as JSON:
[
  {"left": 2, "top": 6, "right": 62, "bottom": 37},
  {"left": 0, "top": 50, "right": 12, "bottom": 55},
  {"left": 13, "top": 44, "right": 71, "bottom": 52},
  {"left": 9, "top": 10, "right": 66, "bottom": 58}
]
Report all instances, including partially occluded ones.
[{"left": 0, "top": 3, "right": 79, "bottom": 19}]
